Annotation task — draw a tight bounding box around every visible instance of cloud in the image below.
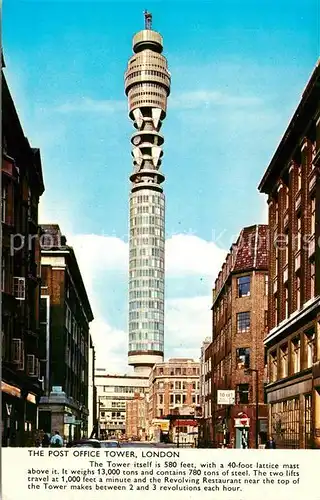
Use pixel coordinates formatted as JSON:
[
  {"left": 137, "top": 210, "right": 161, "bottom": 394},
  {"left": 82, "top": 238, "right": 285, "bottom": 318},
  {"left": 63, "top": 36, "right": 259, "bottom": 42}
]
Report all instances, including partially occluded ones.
[
  {"left": 54, "top": 97, "right": 126, "bottom": 113},
  {"left": 170, "top": 90, "right": 262, "bottom": 110},
  {"left": 67, "top": 232, "right": 226, "bottom": 280},
  {"left": 62, "top": 232, "right": 225, "bottom": 371},
  {"left": 259, "top": 195, "right": 268, "bottom": 224},
  {"left": 52, "top": 90, "right": 261, "bottom": 115},
  {"left": 166, "top": 234, "right": 226, "bottom": 277},
  {"left": 165, "top": 295, "right": 212, "bottom": 360},
  {"left": 90, "top": 318, "right": 129, "bottom": 374}
]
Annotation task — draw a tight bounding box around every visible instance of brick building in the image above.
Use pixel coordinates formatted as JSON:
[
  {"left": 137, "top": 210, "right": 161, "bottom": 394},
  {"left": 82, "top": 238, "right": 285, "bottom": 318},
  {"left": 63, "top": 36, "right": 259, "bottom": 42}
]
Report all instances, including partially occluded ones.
[
  {"left": 38, "top": 225, "right": 94, "bottom": 441},
  {"left": 210, "top": 225, "right": 269, "bottom": 448},
  {"left": 199, "top": 340, "right": 213, "bottom": 447},
  {"left": 258, "top": 60, "right": 320, "bottom": 448},
  {"left": 199, "top": 338, "right": 211, "bottom": 413},
  {"left": 125, "top": 393, "right": 148, "bottom": 440},
  {"left": 88, "top": 338, "right": 97, "bottom": 437},
  {"left": 1, "top": 61, "right": 45, "bottom": 446},
  {"left": 148, "top": 358, "right": 200, "bottom": 444}
]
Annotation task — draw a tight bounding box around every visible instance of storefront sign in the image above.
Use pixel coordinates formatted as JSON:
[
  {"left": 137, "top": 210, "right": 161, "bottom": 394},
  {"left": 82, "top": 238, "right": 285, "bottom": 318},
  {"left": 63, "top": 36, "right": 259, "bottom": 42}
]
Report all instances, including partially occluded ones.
[
  {"left": 26, "top": 393, "right": 36, "bottom": 404},
  {"left": 175, "top": 420, "right": 197, "bottom": 427},
  {"left": 52, "top": 386, "right": 63, "bottom": 393},
  {"left": 234, "top": 417, "right": 250, "bottom": 428},
  {"left": 64, "top": 415, "right": 75, "bottom": 424},
  {"left": 152, "top": 419, "right": 170, "bottom": 432},
  {"left": 1, "top": 381, "right": 21, "bottom": 398},
  {"left": 217, "top": 390, "right": 235, "bottom": 405}
]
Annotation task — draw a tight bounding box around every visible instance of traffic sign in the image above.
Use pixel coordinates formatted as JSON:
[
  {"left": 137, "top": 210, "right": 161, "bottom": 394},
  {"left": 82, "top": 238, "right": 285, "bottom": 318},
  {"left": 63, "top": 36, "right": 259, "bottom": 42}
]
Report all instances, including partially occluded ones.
[
  {"left": 234, "top": 417, "right": 250, "bottom": 428},
  {"left": 217, "top": 390, "right": 235, "bottom": 405}
]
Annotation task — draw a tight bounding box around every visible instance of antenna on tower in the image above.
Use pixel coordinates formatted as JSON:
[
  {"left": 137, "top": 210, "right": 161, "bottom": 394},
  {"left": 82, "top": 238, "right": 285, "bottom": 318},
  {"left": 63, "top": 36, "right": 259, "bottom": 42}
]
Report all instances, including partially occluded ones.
[{"left": 144, "top": 10, "right": 152, "bottom": 30}]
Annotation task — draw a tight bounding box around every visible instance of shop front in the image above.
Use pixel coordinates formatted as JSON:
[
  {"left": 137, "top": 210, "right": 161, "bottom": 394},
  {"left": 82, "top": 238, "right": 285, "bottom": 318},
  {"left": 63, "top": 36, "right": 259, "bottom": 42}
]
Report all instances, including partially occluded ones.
[
  {"left": 234, "top": 416, "right": 250, "bottom": 449},
  {"left": 38, "top": 391, "right": 87, "bottom": 443},
  {"left": 1, "top": 381, "right": 22, "bottom": 447},
  {"left": 1, "top": 380, "right": 39, "bottom": 446}
]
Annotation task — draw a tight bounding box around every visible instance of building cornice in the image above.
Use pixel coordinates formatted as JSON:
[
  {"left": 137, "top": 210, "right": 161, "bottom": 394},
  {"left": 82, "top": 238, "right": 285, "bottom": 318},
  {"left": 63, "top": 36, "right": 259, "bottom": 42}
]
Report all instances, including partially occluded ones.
[{"left": 264, "top": 296, "right": 320, "bottom": 346}]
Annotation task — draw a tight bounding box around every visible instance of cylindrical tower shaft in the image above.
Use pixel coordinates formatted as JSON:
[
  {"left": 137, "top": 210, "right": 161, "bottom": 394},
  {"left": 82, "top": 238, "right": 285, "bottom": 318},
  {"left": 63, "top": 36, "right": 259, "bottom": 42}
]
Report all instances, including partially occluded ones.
[{"left": 125, "top": 13, "right": 170, "bottom": 375}]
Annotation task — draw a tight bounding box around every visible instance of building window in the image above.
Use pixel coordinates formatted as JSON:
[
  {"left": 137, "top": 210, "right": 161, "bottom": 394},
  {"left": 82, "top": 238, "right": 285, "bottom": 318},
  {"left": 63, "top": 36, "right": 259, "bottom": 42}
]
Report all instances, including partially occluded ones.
[
  {"left": 284, "top": 231, "right": 289, "bottom": 267},
  {"left": 311, "top": 197, "right": 316, "bottom": 235},
  {"left": 310, "top": 260, "right": 315, "bottom": 298},
  {"left": 237, "top": 312, "right": 250, "bottom": 333},
  {"left": 275, "top": 246, "right": 279, "bottom": 276},
  {"left": 1, "top": 185, "right": 7, "bottom": 223},
  {"left": 305, "top": 330, "right": 315, "bottom": 368},
  {"left": 274, "top": 294, "right": 278, "bottom": 326},
  {"left": 280, "top": 343, "right": 288, "bottom": 378},
  {"left": 237, "top": 384, "right": 249, "bottom": 404},
  {"left": 297, "top": 165, "right": 302, "bottom": 192},
  {"left": 264, "top": 275, "right": 269, "bottom": 296},
  {"left": 236, "top": 347, "right": 250, "bottom": 369},
  {"left": 271, "top": 398, "right": 299, "bottom": 449},
  {"left": 270, "top": 350, "right": 277, "bottom": 382},
  {"left": 305, "top": 394, "right": 312, "bottom": 448},
  {"left": 170, "top": 394, "right": 174, "bottom": 405},
  {"left": 296, "top": 275, "right": 301, "bottom": 310},
  {"left": 297, "top": 215, "right": 302, "bottom": 251},
  {"left": 175, "top": 381, "right": 181, "bottom": 390},
  {"left": 284, "top": 187, "right": 289, "bottom": 210},
  {"left": 1, "top": 255, "right": 5, "bottom": 292},
  {"left": 264, "top": 310, "right": 268, "bottom": 331},
  {"left": 291, "top": 337, "right": 300, "bottom": 374},
  {"left": 175, "top": 394, "right": 181, "bottom": 405},
  {"left": 284, "top": 286, "right": 289, "bottom": 319},
  {"left": 237, "top": 276, "right": 250, "bottom": 297},
  {"left": 158, "top": 394, "right": 163, "bottom": 405}
]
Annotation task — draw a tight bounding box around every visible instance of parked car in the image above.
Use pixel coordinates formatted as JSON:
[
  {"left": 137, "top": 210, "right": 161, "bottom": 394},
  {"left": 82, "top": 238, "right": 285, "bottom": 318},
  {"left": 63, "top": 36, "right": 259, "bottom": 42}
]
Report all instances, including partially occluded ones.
[
  {"left": 120, "top": 441, "right": 156, "bottom": 448},
  {"left": 100, "top": 440, "right": 120, "bottom": 448},
  {"left": 66, "top": 438, "right": 101, "bottom": 448}
]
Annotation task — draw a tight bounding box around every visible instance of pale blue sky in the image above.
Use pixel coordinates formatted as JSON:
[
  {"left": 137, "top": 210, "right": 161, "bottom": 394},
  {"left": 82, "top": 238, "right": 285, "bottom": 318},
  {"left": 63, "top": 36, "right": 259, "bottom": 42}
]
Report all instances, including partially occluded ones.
[{"left": 3, "top": 0, "right": 319, "bottom": 370}]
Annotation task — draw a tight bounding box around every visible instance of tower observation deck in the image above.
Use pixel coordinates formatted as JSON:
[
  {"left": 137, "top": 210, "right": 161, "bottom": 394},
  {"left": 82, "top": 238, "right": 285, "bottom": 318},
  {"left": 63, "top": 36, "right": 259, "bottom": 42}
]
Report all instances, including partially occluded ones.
[{"left": 125, "top": 12, "right": 171, "bottom": 375}]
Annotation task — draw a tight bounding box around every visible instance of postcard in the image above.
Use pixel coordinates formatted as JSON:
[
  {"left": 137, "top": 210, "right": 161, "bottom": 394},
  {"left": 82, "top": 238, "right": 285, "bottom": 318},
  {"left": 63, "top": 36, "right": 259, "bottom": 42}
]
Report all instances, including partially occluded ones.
[{"left": 1, "top": 1, "right": 319, "bottom": 499}]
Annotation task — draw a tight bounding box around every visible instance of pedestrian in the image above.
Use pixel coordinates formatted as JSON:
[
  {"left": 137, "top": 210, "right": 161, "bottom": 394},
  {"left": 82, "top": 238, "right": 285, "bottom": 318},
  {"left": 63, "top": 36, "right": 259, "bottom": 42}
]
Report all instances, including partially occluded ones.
[
  {"left": 42, "top": 432, "right": 50, "bottom": 447},
  {"left": 265, "top": 436, "right": 276, "bottom": 449},
  {"left": 50, "top": 431, "right": 64, "bottom": 447}
]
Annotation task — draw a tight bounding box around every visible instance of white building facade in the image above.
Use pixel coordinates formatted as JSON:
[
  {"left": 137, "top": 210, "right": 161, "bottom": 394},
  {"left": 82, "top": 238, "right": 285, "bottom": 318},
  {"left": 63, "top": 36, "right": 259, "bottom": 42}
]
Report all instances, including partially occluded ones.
[{"left": 95, "top": 370, "right": 149, "bottom": 438}]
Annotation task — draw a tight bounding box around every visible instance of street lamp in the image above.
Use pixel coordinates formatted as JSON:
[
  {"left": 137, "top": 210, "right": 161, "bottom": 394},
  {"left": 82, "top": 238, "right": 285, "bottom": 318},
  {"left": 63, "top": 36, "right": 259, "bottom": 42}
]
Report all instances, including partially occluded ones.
[{"left": 244, "top": 368, "right": 259, "bottom": 449}]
